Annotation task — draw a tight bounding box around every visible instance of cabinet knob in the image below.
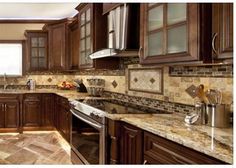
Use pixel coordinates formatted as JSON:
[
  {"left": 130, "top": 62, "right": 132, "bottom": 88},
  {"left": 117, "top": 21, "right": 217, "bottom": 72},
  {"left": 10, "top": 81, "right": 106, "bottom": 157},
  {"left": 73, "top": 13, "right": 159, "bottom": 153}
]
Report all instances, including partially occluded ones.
[
  {"left": 212, "top": 33, "right": 218, "bottom": 57},
  {"left": 143, "top": 160, "right": 148, "bottom": 165}
]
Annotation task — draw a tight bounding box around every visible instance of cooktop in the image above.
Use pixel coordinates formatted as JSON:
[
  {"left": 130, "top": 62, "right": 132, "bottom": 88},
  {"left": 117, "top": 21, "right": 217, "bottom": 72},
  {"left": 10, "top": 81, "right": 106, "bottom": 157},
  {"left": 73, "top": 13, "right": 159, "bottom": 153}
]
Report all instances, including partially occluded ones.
[{"left": 76, "top": 98, "right": 170, "bottom": 114}]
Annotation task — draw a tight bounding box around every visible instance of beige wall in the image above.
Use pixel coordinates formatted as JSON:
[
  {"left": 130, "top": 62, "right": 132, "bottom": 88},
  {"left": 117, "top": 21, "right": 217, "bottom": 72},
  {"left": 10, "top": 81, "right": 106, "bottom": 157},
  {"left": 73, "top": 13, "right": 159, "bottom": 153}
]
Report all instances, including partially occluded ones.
[{"left": 0, "top": 24, "right": 44, "bottom": 40}]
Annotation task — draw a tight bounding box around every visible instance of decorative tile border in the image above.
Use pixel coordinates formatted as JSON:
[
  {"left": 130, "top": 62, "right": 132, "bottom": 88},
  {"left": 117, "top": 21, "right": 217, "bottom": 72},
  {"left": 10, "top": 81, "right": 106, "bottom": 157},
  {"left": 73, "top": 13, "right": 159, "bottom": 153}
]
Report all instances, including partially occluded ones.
[
  {"left": 128, "top": 67, "right": 163, "bottom": 94},
  {"left": 169, "top": 64, "right": 233, "bottom": 77},
  {"left": 103, "top": 91, "right": 195, "bottom": 114}
]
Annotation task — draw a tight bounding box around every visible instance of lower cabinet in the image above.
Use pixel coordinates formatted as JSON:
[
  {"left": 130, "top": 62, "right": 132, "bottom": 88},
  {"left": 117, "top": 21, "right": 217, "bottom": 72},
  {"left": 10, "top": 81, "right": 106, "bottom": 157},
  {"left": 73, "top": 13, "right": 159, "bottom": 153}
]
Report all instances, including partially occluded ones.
[
  {"left": 56, "top": 96, "right": 71, "bottom": 142},
  {"left": 143, "top": 132, "right": 225, "bottom": 164},
  {"left": 120, "top": 123, "right": 143, "bottom": 164},
  {"left": 0, "top": 94, "right": 20, "bottom": 132},
  {"left": 108, "top": 120, "right": 226, "bottom": 165},
  {"left": 42, "top": 94, "right": 54, "bottom": 128},
  {"left": 23, "top": 94, "right": 42, "bottom": 127}
]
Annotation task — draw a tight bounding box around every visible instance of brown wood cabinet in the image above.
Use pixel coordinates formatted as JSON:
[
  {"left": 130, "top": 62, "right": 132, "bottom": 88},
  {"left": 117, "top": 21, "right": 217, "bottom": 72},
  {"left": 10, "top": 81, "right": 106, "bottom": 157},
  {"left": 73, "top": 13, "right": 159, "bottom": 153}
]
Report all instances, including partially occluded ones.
[
  {"left": 68, "top": 17, "right": 80, "bottom": 70},
  {"left": 42, "top": 94, "right": 54, "bottom": 128},
  {"left": 139, "top": 3, "right": 211, "bottom": 64},
  {"left": 56, "top": 96, "right": 71, "bottom": 142},
  {"left": 212, "top": 3, "right": 233, "bottom": 60},
  {"left": 0, "top": 94, "right": 20, "bottom": 131},
  {"left": 76, "top": 3, "right": 119, "bottom": 70},
  {"left": 143, "top": 131, "right": 225, "bottom": 164},
  {"left": 23, "top": 94, "right": 42, "bottom": 127},
  {"left": 120, "top": 123, "right": 143, "bottom": 164},
  {"left": 102, "top": 3, "right": 121, "bottom": 15},
  {"left": 25, "top": 30, "right": 48, "bottom": 72},
  {"left": 47, "top": 21, "right": 70, "bottom": 70}
]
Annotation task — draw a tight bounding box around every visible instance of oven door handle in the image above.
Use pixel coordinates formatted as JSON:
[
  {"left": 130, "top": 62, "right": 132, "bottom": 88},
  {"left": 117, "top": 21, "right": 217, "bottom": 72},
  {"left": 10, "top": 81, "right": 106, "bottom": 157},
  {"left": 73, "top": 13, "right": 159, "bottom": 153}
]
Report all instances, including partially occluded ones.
[{"left": 71, "top": 110, "right": 102, "bottom": 129}]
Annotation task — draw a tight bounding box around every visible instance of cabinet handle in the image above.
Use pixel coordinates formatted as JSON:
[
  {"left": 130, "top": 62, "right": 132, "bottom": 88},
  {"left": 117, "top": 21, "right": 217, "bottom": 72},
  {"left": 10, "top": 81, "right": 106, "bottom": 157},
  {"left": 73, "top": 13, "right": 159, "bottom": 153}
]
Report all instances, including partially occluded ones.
[
  {"left": 138, "top": 46, "right": 143, "bottom": 57},
  {"left": 4, "top": 104, "right": 7, "bottom": 112},
  {"left": 143, "top": 160, "right": 148, "bottom": 165},
  {"left": 212, "top": 33, "right": 218, "bottom": 56},
  {"left": 171, "top": 155, "right": 186, "bottom": 164}
]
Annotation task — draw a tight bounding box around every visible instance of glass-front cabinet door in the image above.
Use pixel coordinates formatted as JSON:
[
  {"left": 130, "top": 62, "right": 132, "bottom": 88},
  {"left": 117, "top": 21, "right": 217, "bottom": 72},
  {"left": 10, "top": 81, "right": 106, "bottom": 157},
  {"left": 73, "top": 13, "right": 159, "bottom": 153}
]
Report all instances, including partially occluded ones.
[
  {"left": 140, "top": 3, "right": 200, "bottom": 64},
  {"left": 78, "top": 4, "right": 93, "bottom": 69},
  {"left": 25, "top": 31, "right": 48, "bottom": 71}
]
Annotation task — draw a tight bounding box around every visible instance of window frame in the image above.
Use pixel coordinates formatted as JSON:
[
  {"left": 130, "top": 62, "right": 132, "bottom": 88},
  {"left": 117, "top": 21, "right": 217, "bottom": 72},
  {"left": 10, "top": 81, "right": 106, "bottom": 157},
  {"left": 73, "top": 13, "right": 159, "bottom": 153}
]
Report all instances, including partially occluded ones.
[{"left": 0, "top": 40, "right": 25, "bottom": 77}]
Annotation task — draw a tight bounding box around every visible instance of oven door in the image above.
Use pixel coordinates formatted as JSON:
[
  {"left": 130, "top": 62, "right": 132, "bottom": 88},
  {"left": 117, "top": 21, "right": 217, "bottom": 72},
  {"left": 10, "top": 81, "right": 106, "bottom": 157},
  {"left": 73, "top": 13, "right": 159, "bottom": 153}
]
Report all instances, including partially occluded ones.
[{"left": 70, "top": 109, "right": 106, "bottom": 164}]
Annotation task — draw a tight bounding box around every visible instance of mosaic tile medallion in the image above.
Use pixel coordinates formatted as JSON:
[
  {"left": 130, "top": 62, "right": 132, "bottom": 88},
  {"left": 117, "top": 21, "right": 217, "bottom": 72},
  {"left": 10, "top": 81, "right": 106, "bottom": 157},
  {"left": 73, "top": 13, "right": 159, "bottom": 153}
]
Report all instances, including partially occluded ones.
[{"left": 128, "top": 67, "right": 163, "bottom": 94}]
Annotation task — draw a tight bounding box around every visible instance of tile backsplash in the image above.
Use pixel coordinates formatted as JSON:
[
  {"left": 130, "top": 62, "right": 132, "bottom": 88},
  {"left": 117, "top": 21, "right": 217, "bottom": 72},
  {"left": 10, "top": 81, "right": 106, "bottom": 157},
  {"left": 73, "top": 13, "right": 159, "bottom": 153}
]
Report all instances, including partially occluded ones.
[{"left": 0, "top": 64, "right": 233, "bottom": 107}]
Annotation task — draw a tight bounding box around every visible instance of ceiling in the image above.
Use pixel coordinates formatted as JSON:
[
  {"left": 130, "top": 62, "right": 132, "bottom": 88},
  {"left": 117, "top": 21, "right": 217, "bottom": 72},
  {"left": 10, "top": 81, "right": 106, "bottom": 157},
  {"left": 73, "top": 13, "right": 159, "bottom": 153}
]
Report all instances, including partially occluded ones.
[{"left": 0, "top": 3, "right": 79, "bottom": 20}]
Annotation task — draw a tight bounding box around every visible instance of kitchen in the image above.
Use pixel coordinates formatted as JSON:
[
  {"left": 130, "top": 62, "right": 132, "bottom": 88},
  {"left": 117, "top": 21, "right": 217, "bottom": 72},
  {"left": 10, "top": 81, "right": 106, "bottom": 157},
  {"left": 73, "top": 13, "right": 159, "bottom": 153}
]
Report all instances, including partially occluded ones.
[{"left": 0, "top": 0, "right": 233, "bottom": 166}]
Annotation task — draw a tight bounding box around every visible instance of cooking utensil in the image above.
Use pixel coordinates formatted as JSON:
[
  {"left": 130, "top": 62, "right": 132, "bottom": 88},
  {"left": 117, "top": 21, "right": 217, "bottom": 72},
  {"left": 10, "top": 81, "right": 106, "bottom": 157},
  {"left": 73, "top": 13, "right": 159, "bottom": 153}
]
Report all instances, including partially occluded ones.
[{"left": 196, "top": 84, "right": 209, "bottom": 104}]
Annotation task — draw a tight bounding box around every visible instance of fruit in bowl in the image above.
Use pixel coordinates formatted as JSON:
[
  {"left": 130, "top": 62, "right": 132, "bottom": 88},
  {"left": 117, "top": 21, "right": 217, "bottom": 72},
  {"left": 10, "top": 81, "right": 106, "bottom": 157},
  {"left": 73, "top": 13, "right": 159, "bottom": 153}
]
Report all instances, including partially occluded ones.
[{"left": 58, "top": 81, "right": 75, "bottom": 90}]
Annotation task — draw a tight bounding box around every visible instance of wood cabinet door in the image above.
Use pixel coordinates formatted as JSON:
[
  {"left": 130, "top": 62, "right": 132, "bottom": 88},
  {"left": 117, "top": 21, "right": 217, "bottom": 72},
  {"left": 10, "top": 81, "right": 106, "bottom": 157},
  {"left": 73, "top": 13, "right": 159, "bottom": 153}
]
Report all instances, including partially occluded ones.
[
  {"left": 23, "top": 96, "right": 41, "bottom": 127},
  {"left": 42, "top": 94, "right": 54, "bottom": 127},
  {"left": 0, "top": 102, "right": 5, "bottom": 128},
  {"left": 78, "top": 4, "right": 94, "bottom": 69},
  {"left": 25, "top": 31, "right": 48, "bottom": 72},
  {"left": 140, "top": 3, "right": 201, "bottom": 64},
  {"left": 120, "top": 123, "right": 143, "bottom": 164},
  {"left": 5, "top": 101, "right": 19, "bottom": 128},
  {"left": 212, "top": 3, "right": 233, "bottom": 59},
  {"left": 58, "top": 106, "right": 67, "bottom": 139},
  {"left": 48, "top": 23, "right": 68, "bottom": 70}
]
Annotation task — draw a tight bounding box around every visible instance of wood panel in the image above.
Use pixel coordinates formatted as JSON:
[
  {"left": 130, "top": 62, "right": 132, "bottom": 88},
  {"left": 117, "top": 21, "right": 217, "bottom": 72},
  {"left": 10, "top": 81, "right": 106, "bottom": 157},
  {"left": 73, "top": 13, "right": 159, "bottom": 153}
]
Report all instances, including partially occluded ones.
[
  {"left": 212, "top": 3, "right": 233, "bottom": 59},
  {"left": 144, "top": 131, "right": 226, "bottom": 164},
  {"left": 0, "top": 102, "right": 5, "bottom": 128},
  {"left": 23, "top": 94, "right": 41, "bottom": 127},
  {"left": 120, "top": 123, "right": 143, "bottom": 164},
  {"left": 5, "top": 101, "right": 19, "bottom": 128},
  {"left": 48, "top": 22, "right": 69, "bottom": 70},
  {"left": 42, "top": 94, "right": 54, "bottom": 127},
  {"left": 102, "top": 3, "right": 121, "bottom": 15}
]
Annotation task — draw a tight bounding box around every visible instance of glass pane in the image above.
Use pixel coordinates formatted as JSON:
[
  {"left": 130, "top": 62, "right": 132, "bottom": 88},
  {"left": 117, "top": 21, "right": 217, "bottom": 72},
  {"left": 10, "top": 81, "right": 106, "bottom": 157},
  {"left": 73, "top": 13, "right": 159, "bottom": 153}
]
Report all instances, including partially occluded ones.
[
  {"left": 39, "top": 58, "right": 46, "bottom": 68},
  {"left": 147, "top": 31, "right": 163, "bottom": 56},
  {"left": 86, "top": 37, "right": 91, "bottom": 50},
  {"left": 81, "top": 26, "right": 85, "bottom": 38},
  {"left": 86, "top": 8, "right": 91, "bottom": 22},
  {"left": 38, "top": 48, "right": 45, "bottom": 57},
  {"left": 148, "top": 5, "right": 163, "bottom": 31},
  {"left": 167, "top": 25, "right": 187, "bottom": 53},
  {"left": 38, "top": 37, "right": 45, "bottom": 47},
  {"left": 80, "top": 52, "right": 86, "bottom": 65},
  {"left": 31, "top": 48, "right": 38, "bottom": 57},
  {"left": 80, "top": 39, "right": 85, "bottom": 51},
  {"left": 31, "top": 38, "right": 38, "bottom": 47},
  {"left": 86, "top": 23, "right": 91, "bottom": 36},
  {"left": 86, "top": 50, "right": 92, "bottom": 64},
  {"left": 167, "top": 3, "right": 187, "bottom": 25},
  {"left": 80, "top": 12, "right": 85, "bottom": 25},
  {"left": 31, "top": 58, "right": 38, "bottom": 68}
]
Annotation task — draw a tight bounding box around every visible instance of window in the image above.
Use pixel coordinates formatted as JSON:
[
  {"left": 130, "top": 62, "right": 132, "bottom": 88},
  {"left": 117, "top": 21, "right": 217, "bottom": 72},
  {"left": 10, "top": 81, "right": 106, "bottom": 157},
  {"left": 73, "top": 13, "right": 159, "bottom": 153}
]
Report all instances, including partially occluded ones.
[{"left": 0, "top": 42, "right": 23, "bottom": 76}]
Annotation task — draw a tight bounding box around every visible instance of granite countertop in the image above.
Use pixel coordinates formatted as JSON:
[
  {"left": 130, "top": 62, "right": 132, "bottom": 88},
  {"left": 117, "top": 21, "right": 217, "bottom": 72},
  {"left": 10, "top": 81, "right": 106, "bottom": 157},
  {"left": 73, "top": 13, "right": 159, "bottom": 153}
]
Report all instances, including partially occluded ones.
[
  {"left": 0, "top": 89, "right": 233, "bottom": 163},
  {"left": 0, "top": 89, "right": 89, "bottom": 100},
  {"left": 105, "top": 113, "right": 233, "bottom": 164}
]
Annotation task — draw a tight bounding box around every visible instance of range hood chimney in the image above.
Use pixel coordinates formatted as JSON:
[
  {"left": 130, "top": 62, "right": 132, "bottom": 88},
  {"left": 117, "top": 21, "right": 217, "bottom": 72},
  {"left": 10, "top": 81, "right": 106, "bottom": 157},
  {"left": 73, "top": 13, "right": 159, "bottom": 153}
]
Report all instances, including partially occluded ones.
[{"left": 89, "top": 3, "right": 139, "bottom": 59}]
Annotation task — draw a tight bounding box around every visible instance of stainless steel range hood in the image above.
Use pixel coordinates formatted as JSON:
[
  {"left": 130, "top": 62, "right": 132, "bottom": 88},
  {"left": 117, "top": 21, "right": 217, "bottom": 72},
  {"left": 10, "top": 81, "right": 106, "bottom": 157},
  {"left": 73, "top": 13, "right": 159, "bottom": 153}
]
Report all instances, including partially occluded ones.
[{"left": 89, "top": 4, "right": 139, "bottom": 59}]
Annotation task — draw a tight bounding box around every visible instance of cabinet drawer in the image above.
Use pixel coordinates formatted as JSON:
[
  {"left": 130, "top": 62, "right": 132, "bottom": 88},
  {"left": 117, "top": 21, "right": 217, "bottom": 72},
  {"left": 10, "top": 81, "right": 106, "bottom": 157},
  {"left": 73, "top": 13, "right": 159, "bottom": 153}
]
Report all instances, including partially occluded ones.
[
  {"left": 0, "top": 94, "right": 20, "bottom": 100},
  {"left": 144, "top": 132, "right": 225, "bottom": 164},
  {"left": 24, "top": 94, "right": 41, "bottom": 101}
]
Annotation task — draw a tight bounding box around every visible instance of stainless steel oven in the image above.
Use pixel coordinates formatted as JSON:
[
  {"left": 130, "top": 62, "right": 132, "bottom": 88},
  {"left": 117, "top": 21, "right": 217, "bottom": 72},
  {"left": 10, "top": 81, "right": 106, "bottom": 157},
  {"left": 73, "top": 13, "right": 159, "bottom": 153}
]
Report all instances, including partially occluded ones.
[{"left": 70, "top": 108, "right": 106, "bottom": 164}]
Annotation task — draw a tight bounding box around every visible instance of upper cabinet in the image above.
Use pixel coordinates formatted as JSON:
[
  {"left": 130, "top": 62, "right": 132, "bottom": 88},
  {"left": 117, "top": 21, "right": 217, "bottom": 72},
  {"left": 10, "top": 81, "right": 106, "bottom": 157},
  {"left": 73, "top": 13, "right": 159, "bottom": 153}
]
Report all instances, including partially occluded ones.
[
  {"left": 46, "top": 21, "right": 70, "bottom": 71},
  {"left": 212, "top": 3, "right": 233, "bottom": 60},
  {"left": 139, "top": 3, "right": 210, "bottom": 64},
  {"left": 25, "top": 30, "right": 48, "bottom": 71},
  {"left": 76, "top": 3, "right": 120, "bottom": 69},
  {"left": 68, "top": 17, "right": 80, "bottom": 70}
]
